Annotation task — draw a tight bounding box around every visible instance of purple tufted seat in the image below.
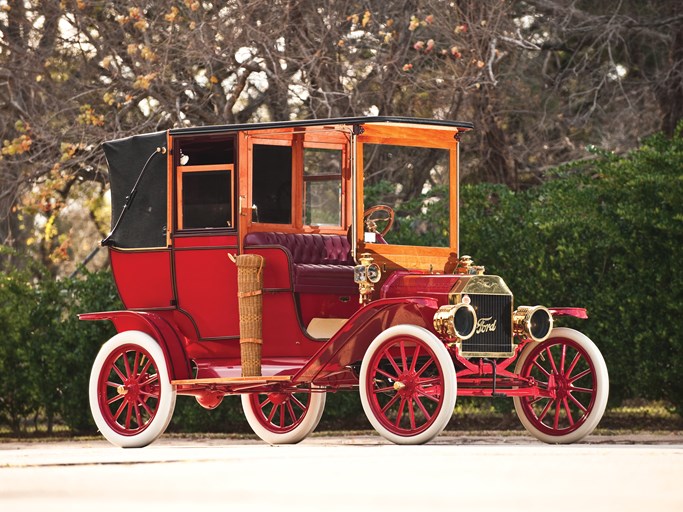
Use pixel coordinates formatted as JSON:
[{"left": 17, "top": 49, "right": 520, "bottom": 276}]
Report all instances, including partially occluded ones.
[{"left": 243, "top": 232, "right": 357, "bottom": 294}]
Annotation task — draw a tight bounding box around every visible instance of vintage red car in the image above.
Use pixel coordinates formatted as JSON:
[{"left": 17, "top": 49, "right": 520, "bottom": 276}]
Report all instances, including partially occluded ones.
[{"left": 82, "top": 116, "right": 609, "bottom": 447}]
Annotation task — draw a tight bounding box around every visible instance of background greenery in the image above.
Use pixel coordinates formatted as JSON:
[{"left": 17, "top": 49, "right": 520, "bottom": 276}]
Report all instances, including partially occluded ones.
[
  {"left": 1, "top": 1, "right": 681, "bottom": 436},
  {"left": 1, "top": 126, "right": 680, "bottom": 435}
]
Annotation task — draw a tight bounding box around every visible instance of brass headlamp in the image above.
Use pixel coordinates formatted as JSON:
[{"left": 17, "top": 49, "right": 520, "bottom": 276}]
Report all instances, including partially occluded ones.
[
  {"left": 433, "top": 302, "right": 477, "bottom": 340},
  {"left": 513, "top": 305, "right": 553, "bottom": 342},
  {"left": 354, "top": 253, "right": 381, "bottom": 305},
  {"left": 455, "top": 255, "right": 485, "bottom": 275}
]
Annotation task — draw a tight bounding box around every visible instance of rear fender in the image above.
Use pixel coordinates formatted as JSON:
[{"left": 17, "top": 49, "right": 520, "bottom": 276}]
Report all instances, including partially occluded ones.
[
  {"left": 293, "top": 297, "right": 440, "bottom": 385},
  {"left": 79, "top": 310, "right": 192, "bottom": 380}
]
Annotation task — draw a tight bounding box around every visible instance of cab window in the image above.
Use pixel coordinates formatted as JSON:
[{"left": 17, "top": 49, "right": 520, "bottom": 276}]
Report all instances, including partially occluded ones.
[
  {"left": 252, "top": 144, "right": 292, "bottom": 224},
  {"left": 176, "top": 135, "right": 235, "bottom": 231},
  {"left": 181, "top": 170, "right": 233, "bottom": 228},
  {"left": 303, "top": 148, "right": 342, "bottom": 226},
  {"left": 363, "top": 144, "right": 450, "bottom": 247}
]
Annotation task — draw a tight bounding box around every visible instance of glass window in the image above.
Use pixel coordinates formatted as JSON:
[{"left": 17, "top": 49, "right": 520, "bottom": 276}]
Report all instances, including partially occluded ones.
[
  {"left": 181, "top": 169, "right": 233, "bottom": 229},
  {"left": 252, "top": 144, "right": 292, "bottom": 224},
  {"left": 303, "top": 148, "right": 342, "bottom": 226},
  {"left": 363, "top": 144, "right": 450, "bottom": 247}
]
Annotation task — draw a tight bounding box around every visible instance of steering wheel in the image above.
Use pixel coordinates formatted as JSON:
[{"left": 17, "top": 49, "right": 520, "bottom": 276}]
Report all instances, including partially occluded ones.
[{"left": 363, "top": 205, "right": 395, "bottom": 237}]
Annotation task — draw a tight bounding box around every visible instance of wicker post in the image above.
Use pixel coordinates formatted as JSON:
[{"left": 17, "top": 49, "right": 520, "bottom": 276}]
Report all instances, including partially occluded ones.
[{"left": 235, "top": 253, "right": 264, "bottom": 377}]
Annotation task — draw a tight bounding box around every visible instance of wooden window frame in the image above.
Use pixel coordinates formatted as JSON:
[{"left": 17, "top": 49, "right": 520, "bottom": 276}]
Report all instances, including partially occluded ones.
[
  {"left": 245, "top": 128, "right": 350, "bottom": 235},
  {"left": 354, "top": 124, "right": 460, "bottom": 271},
  {"left": 177, "top": 163, "right": 235, "bottom": 231}
]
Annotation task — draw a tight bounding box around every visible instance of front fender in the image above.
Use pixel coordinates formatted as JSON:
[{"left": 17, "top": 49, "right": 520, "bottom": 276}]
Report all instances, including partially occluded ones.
[
  {"left": 549, "top": 307, "right": 588, "bottom": 319},
  {"left": 79, "top": 310, "right": 192, "bottom": 380},
  {"left": 293, "top": 297, "right": 440, "bottom": 384}
]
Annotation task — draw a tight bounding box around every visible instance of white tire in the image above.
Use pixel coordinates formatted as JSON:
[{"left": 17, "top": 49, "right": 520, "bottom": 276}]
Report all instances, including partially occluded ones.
[
  {"left": 513, "top": 327, "right": 609, "bottom": 444},
  {"left": 241, "top": 387, "right": 326, "bottom": 444},
  {"left": 89, "top": 330, "right": 176, "bottom": 448},
  {"left": 359, "top": 325, "right": 457, "bottom": 445}
]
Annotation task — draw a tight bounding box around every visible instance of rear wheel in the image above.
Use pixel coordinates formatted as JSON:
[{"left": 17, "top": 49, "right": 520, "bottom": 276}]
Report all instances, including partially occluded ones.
[
  {"left": 89, "top": 330, "right": 176, "bottom": 448},
  {"left": 241, "top": 388, "right": 326, "bottom": 444},
  {"left": 359, "top": 325, "right": 457, "bottom": 445},
  {"left": 513, "top": 327, "right": 608, "bottom": 444}
]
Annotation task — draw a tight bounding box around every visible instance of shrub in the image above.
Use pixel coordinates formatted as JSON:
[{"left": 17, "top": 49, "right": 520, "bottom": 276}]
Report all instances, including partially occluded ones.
[
  {"left": 56, "top": 271, "right": 121, "bottom": 433},
  {"left": 0, "top": 262, "right": 120, "bottom": 434},
  {"left": 0, "top": 262, "right": 37, "bottom": 433},
  {"left": 460, "top": 127, "right": 683, "bottom": 411}
]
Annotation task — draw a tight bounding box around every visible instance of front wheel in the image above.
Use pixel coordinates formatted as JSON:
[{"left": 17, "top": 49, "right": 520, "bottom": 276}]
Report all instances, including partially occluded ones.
[
  {"left": 89, "top": 330, "right": 176, "bottom": 448},
  {"left": 359, "top": 325, "right": 457, "bottom": 445},
  {"left": 513, "top": 327, "right": 609, "bottom": 444},
  {"left": 241, "top": 388, "right": 326, "bottom": 444}
]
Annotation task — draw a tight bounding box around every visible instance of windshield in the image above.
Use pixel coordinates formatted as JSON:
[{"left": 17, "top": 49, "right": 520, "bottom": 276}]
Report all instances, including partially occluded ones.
[{"left": 363, "top": 144, "right": 450, "bottom": 247}]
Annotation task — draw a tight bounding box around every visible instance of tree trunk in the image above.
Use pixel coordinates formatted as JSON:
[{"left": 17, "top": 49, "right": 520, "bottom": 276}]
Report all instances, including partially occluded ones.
[
  {"left": 473, "top": 87, "right": 515, "bottom": 186},
  {"left": 656, "top": 19, "right": 683, "bottom": 136}
]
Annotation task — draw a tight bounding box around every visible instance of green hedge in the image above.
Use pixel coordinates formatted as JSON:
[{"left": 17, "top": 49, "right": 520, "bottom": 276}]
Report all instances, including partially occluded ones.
[
  {"left": 459, "top": 128, "right": 682, "bottom": 410},
  {"left": 0, "top": 127, "right": 681, "bottom": 435},
  {"left": 0, "top": 263, "right": 119, "bottom": 434}
]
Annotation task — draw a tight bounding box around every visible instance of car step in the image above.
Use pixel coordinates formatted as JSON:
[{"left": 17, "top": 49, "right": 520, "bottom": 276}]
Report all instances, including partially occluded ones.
[{"left": 171, "top": 375, "right": 292, "bottom": 386}]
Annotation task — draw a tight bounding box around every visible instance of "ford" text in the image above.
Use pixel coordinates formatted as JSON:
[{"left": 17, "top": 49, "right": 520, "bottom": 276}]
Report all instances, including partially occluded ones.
[{"left": 475, "top": 317, "right": 497, "bottom": 334}]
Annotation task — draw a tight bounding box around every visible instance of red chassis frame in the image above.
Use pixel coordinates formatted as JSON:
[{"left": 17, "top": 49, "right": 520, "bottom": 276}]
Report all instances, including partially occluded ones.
[{"left": 81, "top": 294, "right": 587, "bottom": 401}]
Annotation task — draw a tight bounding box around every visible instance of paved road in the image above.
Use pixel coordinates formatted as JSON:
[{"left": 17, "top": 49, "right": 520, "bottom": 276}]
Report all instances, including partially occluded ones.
[{"left": 1, "top": 434, "right": 682, "bottom": 512}]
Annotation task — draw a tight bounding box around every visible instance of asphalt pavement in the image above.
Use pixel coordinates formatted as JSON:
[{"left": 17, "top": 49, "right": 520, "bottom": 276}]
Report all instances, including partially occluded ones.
[{"left": 1, "top": 433, "right": 682, "bottom": 512}]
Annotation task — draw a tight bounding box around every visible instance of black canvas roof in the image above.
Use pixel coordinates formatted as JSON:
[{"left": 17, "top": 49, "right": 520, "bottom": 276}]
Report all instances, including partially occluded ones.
[{"left": 102, "top": 131, "right": 168, "bottom": 249}]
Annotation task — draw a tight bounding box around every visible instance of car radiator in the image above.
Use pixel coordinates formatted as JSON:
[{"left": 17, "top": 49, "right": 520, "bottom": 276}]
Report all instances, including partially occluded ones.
[{"left": 461, "top": 293, "right": 513, "bottom": 357}]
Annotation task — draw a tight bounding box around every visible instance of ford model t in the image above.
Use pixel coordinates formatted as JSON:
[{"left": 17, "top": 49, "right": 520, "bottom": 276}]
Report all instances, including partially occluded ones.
[{"left": 83, "top": 116, "right": 608, "bottom": 447}]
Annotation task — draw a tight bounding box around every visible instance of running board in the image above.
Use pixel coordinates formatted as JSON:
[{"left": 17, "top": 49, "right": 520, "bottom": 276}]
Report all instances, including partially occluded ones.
[{"left": 172, "top": 375, "right": 292, "bottom": 386}]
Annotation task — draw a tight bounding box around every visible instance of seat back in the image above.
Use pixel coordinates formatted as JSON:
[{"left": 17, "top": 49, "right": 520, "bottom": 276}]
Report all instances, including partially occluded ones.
[{"left": 243, "top": 232, "right": 353, "bottom": 265}]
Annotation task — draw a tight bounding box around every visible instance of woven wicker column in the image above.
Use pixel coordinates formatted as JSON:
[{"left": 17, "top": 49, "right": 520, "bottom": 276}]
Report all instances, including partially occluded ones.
[{"left": 235, "top": 254, "right": 264, "bottom": 377}]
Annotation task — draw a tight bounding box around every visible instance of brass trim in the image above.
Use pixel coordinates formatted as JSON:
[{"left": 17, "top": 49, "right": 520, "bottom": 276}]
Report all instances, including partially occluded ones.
[
  {"left": 448, "top": 275, "right": 513, "bottom": 303},
  {"left": 512, "top": 305, "right": 554, "bottom": 342},
  {"left": 354, "top": 253, "right": 381, "bottom": 305},
  {"left": 433, "top": 303, "right": 477, "bottom": 340},
  {"left": 446, "top": 275, "right": 515, "bottom": 358},
  {"left": 455, "top": 255, "right": 485, "bottom": 275},
  {"left": 458, "top": 350, "right": 516, "bottom": 358}
]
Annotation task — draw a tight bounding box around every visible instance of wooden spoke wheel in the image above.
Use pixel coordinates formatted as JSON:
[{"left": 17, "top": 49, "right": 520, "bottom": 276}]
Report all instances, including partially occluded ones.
[
  {"left": 359, "top": 325, "right": 457, "bottom": 445},
  {"left": 89, "top": 331, "right": 176, "bottom": 448},
  {"left": 241, "top": 388, "right": 326, "bottom": 444},
  {"left": 513, "top": 328, "right": 609, "bottom": 444}
]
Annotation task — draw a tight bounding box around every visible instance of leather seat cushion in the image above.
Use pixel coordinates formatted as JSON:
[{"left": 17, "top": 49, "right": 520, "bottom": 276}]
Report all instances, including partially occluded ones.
[{"left": 294, "top": 264, "right": 357, "bottom": 294}]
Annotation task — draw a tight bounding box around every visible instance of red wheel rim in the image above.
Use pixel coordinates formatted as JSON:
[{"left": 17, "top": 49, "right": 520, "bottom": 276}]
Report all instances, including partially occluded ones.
[
  {"left": 366, "top": 335, "right": 446, "bottom": 437},
  {"left": 248, "top": 391, "right": 312, "bottom": 434},
  {"left": 519, "top": 337, "right": 599, "bottom": 436},
  {"left": 97, "top": 344, "right": 162, "bottom": 436}
]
